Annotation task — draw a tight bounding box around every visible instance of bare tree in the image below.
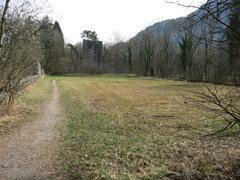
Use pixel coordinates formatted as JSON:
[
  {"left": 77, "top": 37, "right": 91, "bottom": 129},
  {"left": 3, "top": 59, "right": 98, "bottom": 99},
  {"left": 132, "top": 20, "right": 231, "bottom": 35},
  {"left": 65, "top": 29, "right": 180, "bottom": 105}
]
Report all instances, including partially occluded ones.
[
  {"left": 104, "top": 32, "right": 128, "bottom": 73},
  {"left": 0, "top": 0, "right": 44, "bottom": 114},
  {"left": 166, "top": 0, "right": 240, "bottom": 40},
  {"left": 187, "top": 86, "right": 240, "bottom": 135},
  {"left": 0, "top": 0, "right": 10, "bottom": 47},
  {"left": 140, "top": 31, "right": 155, "bottom": 76}
]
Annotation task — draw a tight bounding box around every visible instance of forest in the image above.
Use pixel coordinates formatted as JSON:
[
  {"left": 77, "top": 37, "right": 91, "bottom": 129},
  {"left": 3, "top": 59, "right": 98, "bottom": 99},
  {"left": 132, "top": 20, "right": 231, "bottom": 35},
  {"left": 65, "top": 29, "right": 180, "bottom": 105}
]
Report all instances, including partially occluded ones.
[{"left": 104, "top": 1, "right": 240, "bottom": 84}]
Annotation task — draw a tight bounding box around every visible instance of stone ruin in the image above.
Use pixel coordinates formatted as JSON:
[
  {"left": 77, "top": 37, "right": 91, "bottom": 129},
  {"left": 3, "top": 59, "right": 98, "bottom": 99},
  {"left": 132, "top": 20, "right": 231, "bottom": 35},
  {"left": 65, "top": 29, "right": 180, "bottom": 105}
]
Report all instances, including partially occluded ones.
[{"left": 82, "top": 39, "right": 103, "bottom": 69}]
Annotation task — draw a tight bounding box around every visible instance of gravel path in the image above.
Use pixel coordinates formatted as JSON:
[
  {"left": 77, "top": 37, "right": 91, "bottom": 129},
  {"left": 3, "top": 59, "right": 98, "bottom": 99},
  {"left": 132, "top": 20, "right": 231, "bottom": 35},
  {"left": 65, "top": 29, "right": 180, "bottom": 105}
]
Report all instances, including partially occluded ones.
[{"left": 0, "top": 80, "right": 63, "bottom": 180}]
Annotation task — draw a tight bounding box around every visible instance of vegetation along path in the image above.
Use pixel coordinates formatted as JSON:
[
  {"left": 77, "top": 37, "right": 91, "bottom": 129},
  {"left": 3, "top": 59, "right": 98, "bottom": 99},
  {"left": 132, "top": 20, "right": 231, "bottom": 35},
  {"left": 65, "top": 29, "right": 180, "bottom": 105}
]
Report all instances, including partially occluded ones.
[{"left": 0, "top": 80, "right": 63, "bottom": 179}]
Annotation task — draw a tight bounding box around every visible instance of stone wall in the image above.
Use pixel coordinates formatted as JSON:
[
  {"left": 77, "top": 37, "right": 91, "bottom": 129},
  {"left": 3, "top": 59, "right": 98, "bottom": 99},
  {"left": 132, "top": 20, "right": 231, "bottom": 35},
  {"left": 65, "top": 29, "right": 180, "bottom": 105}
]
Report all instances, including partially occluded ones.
[{"left": 82, "top": 39, "right": 103, "bottom": 67}]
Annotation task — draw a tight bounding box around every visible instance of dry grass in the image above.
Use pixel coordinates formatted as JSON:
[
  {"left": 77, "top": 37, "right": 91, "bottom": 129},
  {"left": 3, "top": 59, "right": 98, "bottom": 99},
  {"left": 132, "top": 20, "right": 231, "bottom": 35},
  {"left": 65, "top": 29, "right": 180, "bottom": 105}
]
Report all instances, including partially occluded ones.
[
  {"left": 0, "top": 76, "right": 53, "bottom": 135},
  {"left": 57, "top": 75, "right": 240, "bottom": 179}
]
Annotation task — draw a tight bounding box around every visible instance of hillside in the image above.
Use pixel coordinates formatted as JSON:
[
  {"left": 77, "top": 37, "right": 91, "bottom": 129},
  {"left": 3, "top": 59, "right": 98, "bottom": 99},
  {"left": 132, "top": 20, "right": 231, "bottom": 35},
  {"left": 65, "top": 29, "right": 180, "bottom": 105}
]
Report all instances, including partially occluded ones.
[
  {"left": 103, "top": 0, "right": 239, "bottom": 83},
  {"left": 131, "top": 17, "right": 186, "bottom": 44},
  {"left": 130, "top": 0, "right": 229, "bottom": 45}
]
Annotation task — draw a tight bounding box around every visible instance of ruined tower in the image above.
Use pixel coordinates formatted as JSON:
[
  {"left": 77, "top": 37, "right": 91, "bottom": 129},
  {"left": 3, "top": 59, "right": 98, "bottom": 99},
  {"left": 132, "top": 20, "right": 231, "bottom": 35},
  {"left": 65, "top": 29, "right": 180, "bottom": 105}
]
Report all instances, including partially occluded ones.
[{"left": 82, "top": 39, "right": 103, "bottom": 67}]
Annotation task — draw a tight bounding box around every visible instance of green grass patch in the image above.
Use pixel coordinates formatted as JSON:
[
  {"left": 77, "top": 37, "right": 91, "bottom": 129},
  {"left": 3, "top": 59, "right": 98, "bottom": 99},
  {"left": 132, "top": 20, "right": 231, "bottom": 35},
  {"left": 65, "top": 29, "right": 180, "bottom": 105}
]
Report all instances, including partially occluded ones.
[
  {"left": 0, "top": 76, "right": 53, "bottom": 135},
  {"left": 57, "top": 75, "right": 240, "bottom": 179}
]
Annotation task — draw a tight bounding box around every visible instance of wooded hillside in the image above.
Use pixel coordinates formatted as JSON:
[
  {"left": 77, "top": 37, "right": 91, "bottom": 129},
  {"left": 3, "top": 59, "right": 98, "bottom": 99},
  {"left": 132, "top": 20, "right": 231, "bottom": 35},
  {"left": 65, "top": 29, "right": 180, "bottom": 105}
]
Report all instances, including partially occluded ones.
[{"left": 101, "top": 0, "right": 240, "bottom": 84}]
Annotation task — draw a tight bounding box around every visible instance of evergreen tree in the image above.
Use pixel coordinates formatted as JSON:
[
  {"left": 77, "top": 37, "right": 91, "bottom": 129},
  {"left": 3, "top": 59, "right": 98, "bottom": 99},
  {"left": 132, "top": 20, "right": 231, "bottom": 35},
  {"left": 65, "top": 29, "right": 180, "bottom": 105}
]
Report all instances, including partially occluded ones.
[
  {"left": 81, "top": 30, "right": 98, "bottom": 41},
  {"left": 39, "top": 16, "right": 53, "bottom": 71},
  {"left": 179, "top": 34, "right": 194, "bottom": 79},
  {"left": 128, "top": 45, "right": 132, "bottom": 73},
  {"left": 42, "top": 21, "right": 65, "bottom": 74}
]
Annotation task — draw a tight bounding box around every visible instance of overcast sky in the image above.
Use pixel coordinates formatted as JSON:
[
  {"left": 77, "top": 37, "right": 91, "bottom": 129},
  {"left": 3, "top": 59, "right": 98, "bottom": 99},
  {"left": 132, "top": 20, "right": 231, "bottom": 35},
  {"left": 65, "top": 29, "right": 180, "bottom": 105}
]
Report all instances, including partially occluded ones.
[{"left": 46, "top": 0, "right": 205, "bottom": 44}]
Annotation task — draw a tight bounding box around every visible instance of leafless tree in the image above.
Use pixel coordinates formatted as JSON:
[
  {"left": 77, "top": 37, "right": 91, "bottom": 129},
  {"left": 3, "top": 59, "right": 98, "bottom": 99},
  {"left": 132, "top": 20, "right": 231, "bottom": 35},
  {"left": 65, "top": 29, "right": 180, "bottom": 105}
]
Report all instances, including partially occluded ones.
[
  {"left": 0, "top": 0, "right": 10, "bottom": 47},
  {"left": 64, "top": 43, "right": 81, "bottom": 73},
  {"left": 0, "top": 0, "right": 43, "bottom": 114},
  {"left": 139, "top": 31, "right": 155, "bottom": 76},
  {"left": 187, "top": 86, "right": 240, "bottom": 135},
  {"left": 103, "top": 32, "right": 128, "bottom": 74},
  {"left": 166, "top": 0, "right": 240, "bottom": 40}
]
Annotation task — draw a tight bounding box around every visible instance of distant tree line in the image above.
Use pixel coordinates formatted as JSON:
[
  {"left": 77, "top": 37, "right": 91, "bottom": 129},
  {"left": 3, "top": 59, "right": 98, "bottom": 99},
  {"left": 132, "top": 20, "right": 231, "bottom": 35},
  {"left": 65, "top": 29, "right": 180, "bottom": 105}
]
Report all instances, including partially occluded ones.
[{"left": 101, "top": 0, "right": 240, "bottom": 84}]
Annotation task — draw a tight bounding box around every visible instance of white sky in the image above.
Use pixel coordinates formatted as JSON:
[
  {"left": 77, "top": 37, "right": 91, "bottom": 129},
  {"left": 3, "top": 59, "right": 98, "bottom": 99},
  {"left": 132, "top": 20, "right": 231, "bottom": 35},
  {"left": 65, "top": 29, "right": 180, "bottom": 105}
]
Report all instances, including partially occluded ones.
[{"left": 46, "top": 0, "right": 206, "bottom": 44}]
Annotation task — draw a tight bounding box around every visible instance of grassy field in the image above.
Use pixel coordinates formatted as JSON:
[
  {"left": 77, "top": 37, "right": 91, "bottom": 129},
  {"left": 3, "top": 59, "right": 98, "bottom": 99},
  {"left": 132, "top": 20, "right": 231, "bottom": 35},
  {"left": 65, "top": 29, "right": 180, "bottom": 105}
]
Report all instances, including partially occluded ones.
[
  {"left": 0, "top": 76, "right": 53, "bottom": 135},
  {"left": 57, "top": 75, "right": 240, "bottom": 179}
]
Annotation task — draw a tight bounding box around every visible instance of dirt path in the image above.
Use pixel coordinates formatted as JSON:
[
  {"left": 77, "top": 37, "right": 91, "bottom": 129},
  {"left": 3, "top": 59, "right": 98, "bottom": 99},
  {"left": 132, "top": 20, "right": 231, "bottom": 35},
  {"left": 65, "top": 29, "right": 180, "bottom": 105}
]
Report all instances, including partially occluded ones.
[{"left": 0, "top": 80, "right": 63, "bottom": 180}]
